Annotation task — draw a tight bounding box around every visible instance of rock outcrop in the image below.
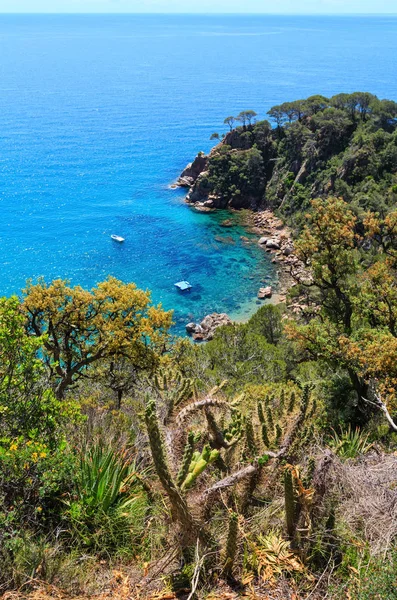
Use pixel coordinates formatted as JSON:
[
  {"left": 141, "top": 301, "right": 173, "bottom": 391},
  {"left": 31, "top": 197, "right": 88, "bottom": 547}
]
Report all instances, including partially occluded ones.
[
  {"left": 177, "top": 152, "right": 207, "bottom": 188},
  {"left": 250, "top": 210, "right": 308, "bottom": 301},
  {"left": 257, "top": 286, "right": 272, "bottom": 299},
  {"left": 186, "top": 313, "right": 232, "bottom": 341}
]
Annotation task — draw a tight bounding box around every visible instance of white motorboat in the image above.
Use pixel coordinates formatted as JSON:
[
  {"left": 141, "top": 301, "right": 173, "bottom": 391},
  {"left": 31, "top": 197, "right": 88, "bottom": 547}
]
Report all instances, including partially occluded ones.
[{"left": 111, "top": 234, "right": 125, "bottom": 243}]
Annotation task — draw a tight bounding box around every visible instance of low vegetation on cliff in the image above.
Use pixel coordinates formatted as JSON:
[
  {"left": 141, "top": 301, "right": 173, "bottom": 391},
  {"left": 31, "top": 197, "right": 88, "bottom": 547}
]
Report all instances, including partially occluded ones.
[
  {"left": 3, "top": 97, "right": 397, "bottom": 599},
  {"left": 182, "top": 92, "right": 397, "bottom": 224}
]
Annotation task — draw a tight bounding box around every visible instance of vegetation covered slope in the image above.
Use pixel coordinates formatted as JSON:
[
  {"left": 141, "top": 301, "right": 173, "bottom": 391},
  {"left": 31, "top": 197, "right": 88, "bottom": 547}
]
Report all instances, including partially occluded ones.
[
  {"left": 4, "top": 95, "right": 397, "bottom": 600},
  {"left": 187, "top": 92, "right": 397, "bottom": 222}
]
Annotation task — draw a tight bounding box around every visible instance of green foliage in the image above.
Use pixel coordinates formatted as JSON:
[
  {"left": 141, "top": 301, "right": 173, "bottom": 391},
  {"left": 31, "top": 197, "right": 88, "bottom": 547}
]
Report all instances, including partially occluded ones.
[
  {"left": 0, "top": 438, "right": 76, "bottom": 536},
  {"left": 330, "top": 425, "right": 372, "bottom": 459},
  {"left": 353, "top": 549, "right": 397, "bottom": 600},
  {"left": 201, "top": 92, "right": 397, "bottom": 216},
  {"left": 23, "top": 277, "right": 172, "bottom": 398},
  {"left": 63, "top": 443, "right": 147, "bottom": 553}
]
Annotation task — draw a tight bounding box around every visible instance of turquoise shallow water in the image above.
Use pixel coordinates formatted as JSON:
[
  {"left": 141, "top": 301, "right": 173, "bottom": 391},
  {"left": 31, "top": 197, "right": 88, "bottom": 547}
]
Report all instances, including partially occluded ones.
[{"left": 1, "top": 14, "right": 397, "bottom": 333}]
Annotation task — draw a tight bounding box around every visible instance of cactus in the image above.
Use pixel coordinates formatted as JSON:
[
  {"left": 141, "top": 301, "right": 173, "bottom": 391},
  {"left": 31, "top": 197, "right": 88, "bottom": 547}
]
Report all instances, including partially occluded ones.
[
  {"left": 257, "top": 401, "right": 265, "bottom": 425},
  {"left": 303, "top": 423, "right": 314, "bottom": 446},
  {"left": 261, "top": 422, "right": 270, "bottom": 447},
  {"left": 176, "top": 432, "right": 195, "bottom": 488},
  {"left": 288, "top": 391, "right": 296, "bottom": 413},
  {"left": 245, "top": 416, "right": 258, "bottom": 457},
  {"left": 154, "top": 367, "right": 195, "bottom": 422},
  {"left": 145, "top": 398, "right": 204, "bottom": 544},
  {"left": 309, "top": 398, "right": 317, "bottom": 418},
  {"left": 301, "top": 384, "right": 311, "bottom": 416},
  {"left": 304, "top": 456, "right": 316, "bottom": 488},
  {"left": 279, "top": 388, "right": 285, "bottom": 414},
  {"left": 180, "top": 444, "right": 220, "bottom": 491},
  {"left": 223, "top": 512, "right": 238, "bottom": 576},
  {"left": 275, "top": 423, "right": 282, "bottom": 445},
  {"left": 224, "top": 408, "right": 243, "bottom": 446},
  {"left": 266, "top": 405, "right": 274, "bottom": 430},
  {"left": 284, "top": 467, "right": 296, "bottom": 539},
  {"left": 205, "top": 409, "right": 228, "bottom": 449}
]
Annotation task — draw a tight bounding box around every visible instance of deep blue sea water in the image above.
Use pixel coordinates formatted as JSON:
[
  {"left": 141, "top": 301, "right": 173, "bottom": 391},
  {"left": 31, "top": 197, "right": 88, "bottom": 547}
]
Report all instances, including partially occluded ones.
[{"left": 1, "top": 14, "right": 397, "bottom": 332}]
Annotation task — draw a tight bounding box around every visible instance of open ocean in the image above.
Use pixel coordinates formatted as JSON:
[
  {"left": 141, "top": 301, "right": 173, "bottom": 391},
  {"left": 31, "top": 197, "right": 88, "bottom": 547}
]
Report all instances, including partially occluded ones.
[{"left": 0, "top": 14, "right": 396, "bottom": 332}]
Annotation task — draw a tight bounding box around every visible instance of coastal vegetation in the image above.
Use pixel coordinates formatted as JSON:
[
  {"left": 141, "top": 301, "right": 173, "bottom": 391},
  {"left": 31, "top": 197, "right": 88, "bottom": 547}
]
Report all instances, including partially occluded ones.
[
  {"left": 184, "top": 92, "right": 397, "bottom": 219},
  {"left": 3, "top": 94, "right": 397, "bottom": 599}
]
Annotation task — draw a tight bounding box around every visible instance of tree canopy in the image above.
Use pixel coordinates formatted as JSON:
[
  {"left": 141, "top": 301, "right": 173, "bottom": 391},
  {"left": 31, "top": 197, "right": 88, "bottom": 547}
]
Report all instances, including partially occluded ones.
[{"left": 22, "top": 277, "right": 173, "bottom": 398}]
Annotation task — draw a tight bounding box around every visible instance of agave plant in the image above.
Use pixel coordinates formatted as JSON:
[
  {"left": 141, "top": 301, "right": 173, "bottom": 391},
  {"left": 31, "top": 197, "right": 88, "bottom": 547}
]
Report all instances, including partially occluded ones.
[
  {"left": 249, "top": 531, "right": 304, "bottom": 582},
  {"left": 330, "top": 425, "right": 372, "bottom": 459},
  {"left": 64, "top": 443, "right": 148, "bottom": 552}
]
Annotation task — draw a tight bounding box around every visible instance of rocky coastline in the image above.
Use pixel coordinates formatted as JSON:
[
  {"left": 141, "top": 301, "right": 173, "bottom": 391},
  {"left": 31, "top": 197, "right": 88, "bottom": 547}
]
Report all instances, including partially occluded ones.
[{"left": 178, "top": 152, "right": 305, "bottom": 339}]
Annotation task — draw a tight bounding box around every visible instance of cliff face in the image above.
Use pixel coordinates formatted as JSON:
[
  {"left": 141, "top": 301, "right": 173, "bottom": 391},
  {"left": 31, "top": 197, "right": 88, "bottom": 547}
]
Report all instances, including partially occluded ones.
[
  {"left": 177, "top": 152, "right": 208, "bottom": 188},
  {"left": 177, "top": 125, "right": 273, "bottom": 211}
]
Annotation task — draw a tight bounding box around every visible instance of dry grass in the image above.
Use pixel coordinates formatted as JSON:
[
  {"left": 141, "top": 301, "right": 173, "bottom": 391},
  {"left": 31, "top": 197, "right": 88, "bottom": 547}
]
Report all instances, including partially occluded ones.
[{"left": 332, "top": 451, "right": 397, "bottom": 554}]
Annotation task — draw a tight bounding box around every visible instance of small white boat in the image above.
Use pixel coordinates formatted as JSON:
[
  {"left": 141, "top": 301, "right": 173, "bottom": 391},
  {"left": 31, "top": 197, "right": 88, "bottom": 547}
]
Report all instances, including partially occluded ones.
[{"left": 111, "top": 234, "right": 125, "bottom": 243}]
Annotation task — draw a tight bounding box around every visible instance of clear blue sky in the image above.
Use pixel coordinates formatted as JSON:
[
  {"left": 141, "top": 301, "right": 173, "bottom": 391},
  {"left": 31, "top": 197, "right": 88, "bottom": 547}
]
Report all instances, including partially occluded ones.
[{"left": 0, "top": 0, "right": 395, "bottom": 14}]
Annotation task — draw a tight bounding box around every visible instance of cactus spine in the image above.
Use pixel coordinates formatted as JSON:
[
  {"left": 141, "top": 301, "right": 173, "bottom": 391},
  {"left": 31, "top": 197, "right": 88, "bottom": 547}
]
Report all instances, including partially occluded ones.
[
  {"left": 284, "top": 467, "right": 296, "bottom": 539},
  {"left": 310, "top": 398, "right": 317, "bottom": 418},
  {"left": 176, "top": 431, "right": 195, "bottom": 488},
  {"left": 223, "top": 512, "right": 238, "bottom": 576}
]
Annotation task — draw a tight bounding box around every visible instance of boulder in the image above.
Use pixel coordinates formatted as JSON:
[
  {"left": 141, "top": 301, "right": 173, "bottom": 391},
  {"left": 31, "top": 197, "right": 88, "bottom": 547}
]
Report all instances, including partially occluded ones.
[
  {"left": 177, "top": 176, "right": 195, "bottom": 187},
  {"left": 186, "top": 312, "right": 232, "bottom": 341},
  {"left": 258, "top": 236, "right": 268, "bottom": 245},
  {"left": 283, "top": 245, "right": 294, "bottom": 256},
  {"left": 258, "top": 286, "right": 272, "bottom": 299},
  {"left": 186, "top": 322, "right": 197, "bottom": 334},
  {"left": 266, "top": 239, "right": 281, "bottom": 250}
]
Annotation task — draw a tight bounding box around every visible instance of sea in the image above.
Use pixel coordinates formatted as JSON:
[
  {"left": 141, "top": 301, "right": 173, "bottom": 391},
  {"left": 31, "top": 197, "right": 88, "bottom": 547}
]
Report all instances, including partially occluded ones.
[{"left": 0, "top": 14, "right": 397, "bottom": 333}]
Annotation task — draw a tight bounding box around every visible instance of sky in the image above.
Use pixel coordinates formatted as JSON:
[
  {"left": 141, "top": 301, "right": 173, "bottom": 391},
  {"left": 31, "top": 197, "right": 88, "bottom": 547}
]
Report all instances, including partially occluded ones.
[{"left": 0, "top": 0, "right": 396, "bottom": 14}]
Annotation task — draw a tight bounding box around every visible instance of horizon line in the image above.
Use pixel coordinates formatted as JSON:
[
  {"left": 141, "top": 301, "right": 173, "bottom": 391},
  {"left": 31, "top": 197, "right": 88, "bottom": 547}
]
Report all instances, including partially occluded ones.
[{"left": 1, "top": 11, "right": 397, "bottom": 16}]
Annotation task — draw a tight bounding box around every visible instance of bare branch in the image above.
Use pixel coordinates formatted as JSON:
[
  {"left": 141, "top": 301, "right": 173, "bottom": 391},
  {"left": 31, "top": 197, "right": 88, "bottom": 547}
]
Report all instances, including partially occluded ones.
[{"left": 362, "top": 392, "right": 397, "bottom": 432}]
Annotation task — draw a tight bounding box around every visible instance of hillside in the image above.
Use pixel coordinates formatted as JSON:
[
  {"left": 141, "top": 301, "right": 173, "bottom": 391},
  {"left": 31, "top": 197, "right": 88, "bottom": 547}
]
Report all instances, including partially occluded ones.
[
  {"left": 3, "top": 95, "right": 397, "bottom": 600},
  {"left": 179, "top": 92, "right": 397, "bottom": 227}
]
